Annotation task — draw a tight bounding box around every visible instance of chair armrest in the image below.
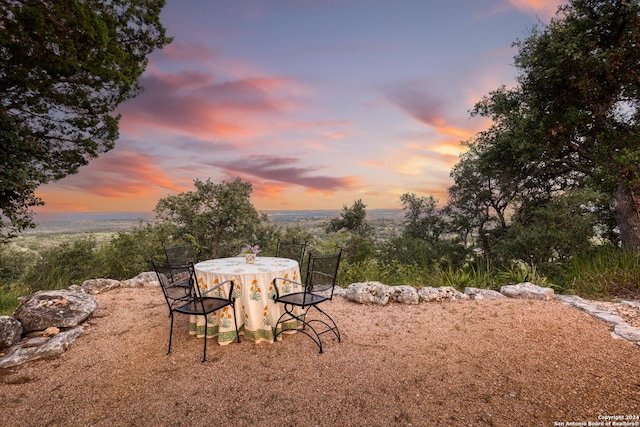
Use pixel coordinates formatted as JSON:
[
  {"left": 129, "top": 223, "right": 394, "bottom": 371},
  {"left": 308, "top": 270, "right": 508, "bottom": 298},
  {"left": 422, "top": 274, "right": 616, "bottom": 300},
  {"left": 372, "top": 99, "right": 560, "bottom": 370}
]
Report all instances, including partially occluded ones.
[
  {"left": 272, "top": 277, "right": 304, "bottom": 300},
  {"left": 202, "top": 279, "right": 235, "bottom": 301}
]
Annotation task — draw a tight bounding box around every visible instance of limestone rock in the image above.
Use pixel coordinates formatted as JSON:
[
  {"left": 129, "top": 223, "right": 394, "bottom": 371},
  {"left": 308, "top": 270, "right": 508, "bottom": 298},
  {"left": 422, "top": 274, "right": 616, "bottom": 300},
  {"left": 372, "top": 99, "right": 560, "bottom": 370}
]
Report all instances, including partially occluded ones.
[
  {"left": 464, "top": 287, "right": 506, "bottom": 300},
  {"left": 121, "top": 271, "right": 160, "bottom": 288},
  {"left": 12, "top": 289, "right": 97, "bottom": 333},
  {"left": 418, "top": 286, "right": 468, "bottom": 302},
  {"left": 389, "top": 285, "right": 420, "bottom": 304},
  {"left": 345, "top": 282, "right": 392, "bottom": 305},
  {"left": 82, "top": 278, "right": 121, "bottom": 295},
  {"left": 500, "top": 282, "right": 554, "bottom": 300},
  {"left": 0, "top": 316, "right": 23, "bottom": 348},
  {"left": 613, "top": 323, "right": 640, "bottom": 343},
  {"left": 0, "top": 327, "right": 84, "bottom": 369}
]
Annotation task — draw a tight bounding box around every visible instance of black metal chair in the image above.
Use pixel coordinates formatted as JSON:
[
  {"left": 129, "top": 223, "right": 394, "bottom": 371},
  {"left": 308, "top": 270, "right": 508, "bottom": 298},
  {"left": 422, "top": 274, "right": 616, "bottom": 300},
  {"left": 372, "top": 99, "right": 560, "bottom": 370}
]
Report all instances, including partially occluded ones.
[
  {"left": 152, "top": 261, "right": 240, "bottom": 362},
  {"left": 272, "top": 250, "right": 342, "bottom": 353},
  {"left": 163, "top": 243, "right": 196, "bottom": 266},
  {"left": 162, "top": 243, "right": 197, "bottom": 301},
  {"left": 275, "top": 239, "right": 307, "bottom": 264}
]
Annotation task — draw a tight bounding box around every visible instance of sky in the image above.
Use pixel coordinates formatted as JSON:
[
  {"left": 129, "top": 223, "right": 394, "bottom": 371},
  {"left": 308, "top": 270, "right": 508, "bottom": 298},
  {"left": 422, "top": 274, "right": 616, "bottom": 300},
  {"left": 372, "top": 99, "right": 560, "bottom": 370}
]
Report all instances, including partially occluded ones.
[{"left": 34, "top": 0, "right": 566, "bottom": 214}]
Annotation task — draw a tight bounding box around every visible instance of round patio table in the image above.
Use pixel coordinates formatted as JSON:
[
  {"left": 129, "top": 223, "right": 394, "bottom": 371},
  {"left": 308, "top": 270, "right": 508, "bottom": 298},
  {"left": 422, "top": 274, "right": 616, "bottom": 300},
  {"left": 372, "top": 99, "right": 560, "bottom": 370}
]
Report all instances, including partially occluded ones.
[{"left": 192, "top": 257, "right": 303, "bottom": 345}]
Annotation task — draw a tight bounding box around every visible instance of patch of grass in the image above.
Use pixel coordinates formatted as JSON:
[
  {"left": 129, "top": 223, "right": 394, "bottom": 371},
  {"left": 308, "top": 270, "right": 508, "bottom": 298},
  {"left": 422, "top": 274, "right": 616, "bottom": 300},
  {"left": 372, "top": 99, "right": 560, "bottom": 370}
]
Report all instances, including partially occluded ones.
[
  {"left": 560, "top": 246, "right": 640, "bottom": 298},
  {"left": 0, "top": 283, "right": 29, "bottom": 315}
]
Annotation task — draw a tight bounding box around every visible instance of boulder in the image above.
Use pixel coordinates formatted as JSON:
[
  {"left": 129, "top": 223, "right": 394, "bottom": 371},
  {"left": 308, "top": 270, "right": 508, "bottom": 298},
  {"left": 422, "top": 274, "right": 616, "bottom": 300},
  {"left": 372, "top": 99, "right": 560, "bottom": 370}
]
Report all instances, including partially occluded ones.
[
  {"left": 82, "top": 278, "right": 121, "bottom": 295},
  {"left": 12, "top": 289, "right": 98, "bottom": 333},
  {"left": 0, "top": 316, "right": 23, "bottom": 348},
  {"left": 464, "top": 287, "right": 506, "bottom": 300},
  {"left": 500, "top": 282, "right": 554, "bottom": 300},
  {"left": 345, "top": 282, "right": 392, "bottom": 305},
  {"left": 418, "top": 286, "right": 468, "bottom": 302},
  {"left": 0, "top": 327, "right": 84, "bottom": 369},
  {"left": 121, "top": 271, "right": 160, "bottom": 288},
  {"left": 389, "top": 285, "right": 420, "bottom": 304}
]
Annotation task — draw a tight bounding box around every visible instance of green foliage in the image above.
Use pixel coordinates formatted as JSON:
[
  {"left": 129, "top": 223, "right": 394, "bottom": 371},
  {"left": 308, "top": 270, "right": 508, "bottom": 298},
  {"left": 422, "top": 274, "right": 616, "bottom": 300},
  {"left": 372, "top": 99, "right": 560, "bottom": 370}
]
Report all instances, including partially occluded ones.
[
  {"left": 493, "top": 190, "right": 602, "bottom": 267},
  {"left": 496, "top": 259, "right": 556, "bottom": 290},
  {"left": 325, "top": 199, "right": 374, "bottom": 237},
  {"left": 400, "top": 193, "right": 446, "bottom": 242},
  {"left": 431, "top": 266, "right": 496, "bottom": 290},
  {"left": 95, "top": 222, "right": 176, "bottom": 280},
  {"left": 560, "top": 246, "right": 640, "bottom": 298},
  {"left": 0, "top": 283, "right": 29, "bottom": 315},
  {"left": 0, "top": 0, "right": 171, "bottom": 240},
  {"left": 338, "top": 259, "right": 429, "bottom": 288},
  {"left": 154, "top": 178, "right": 277, "bottom": 259},
  {"left": 22, "top": 238, "right": 99, "bottom": 292}
]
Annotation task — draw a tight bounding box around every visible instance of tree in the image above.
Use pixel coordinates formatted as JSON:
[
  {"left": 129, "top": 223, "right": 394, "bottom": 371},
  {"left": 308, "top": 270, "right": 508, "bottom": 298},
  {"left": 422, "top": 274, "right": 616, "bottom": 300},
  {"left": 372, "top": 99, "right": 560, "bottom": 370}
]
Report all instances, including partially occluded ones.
[
  {"left": 154, "top": 178, "right": 275, "bottom": 259},
  {"left": 400, "top": 193, "right": 446, "bottom": 243},
  {"left": 325, "top": 199, "right": 374, "bottom": 237},
  {"left": 470, "top": 0, "right": 640, "bottom": 251},
  {"left": 447, "top": 142, "right": 518, "bottom": 263},
  {"left": 0, "top": 0, "right": 171, "bottom": 241}
]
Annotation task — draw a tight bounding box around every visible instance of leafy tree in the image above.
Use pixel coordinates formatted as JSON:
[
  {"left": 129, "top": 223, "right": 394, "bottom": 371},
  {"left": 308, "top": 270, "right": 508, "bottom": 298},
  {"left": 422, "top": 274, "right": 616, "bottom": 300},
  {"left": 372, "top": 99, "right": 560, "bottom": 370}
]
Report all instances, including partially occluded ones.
[
  {"left": 470, "top": 0, "right": 640, "bottom": 251},
  {"left": 325, "top": 199, "right": 375, "bottom": 264},
  {"left": 447, "top": 142, "right": 518, "bottom": 263},
  {"left": 493, "top": 190, "right": 601, "bottom": 268},
  {"left": 400, "top": 193, "right": 446, "bottom": 242},
  {"left": 0, "top": 0, "right": 171, "bottom": 241},
  {"left": 325, "top": 199, "right": 374, "bottom": 237},
  {"left": 154, "top": 178, "right": 275, "bottom": 259}
]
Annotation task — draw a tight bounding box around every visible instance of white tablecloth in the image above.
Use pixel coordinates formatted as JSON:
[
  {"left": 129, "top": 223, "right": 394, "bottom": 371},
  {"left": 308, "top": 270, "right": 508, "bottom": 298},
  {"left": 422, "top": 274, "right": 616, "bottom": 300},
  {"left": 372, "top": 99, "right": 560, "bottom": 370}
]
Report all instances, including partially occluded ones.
[{"left": 192, "top": 257, "right": 303, "bottom": 344}]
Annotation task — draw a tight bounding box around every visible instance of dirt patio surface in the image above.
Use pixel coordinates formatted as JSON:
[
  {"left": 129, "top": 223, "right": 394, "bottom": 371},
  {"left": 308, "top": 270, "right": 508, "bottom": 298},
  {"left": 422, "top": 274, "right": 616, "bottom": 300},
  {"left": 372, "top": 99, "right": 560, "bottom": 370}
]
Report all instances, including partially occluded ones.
[{"left": 1, "top": 287, "right": 640, "bottom": 426}]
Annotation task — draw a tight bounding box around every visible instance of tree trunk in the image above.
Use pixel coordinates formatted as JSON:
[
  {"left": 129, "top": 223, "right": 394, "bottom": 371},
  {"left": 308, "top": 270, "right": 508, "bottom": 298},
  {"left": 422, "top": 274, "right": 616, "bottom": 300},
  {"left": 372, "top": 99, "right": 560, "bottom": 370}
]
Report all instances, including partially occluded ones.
[{"left": 610, "top": 183, "right": 640, "bottom": 252}]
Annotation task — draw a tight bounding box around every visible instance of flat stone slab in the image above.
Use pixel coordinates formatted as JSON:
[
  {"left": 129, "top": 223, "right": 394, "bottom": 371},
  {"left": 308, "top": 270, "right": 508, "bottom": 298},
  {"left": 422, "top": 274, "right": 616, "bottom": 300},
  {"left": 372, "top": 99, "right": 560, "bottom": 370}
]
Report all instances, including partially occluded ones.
[{"left": 500, "top": 282, "right": 554, "bottom": 300}]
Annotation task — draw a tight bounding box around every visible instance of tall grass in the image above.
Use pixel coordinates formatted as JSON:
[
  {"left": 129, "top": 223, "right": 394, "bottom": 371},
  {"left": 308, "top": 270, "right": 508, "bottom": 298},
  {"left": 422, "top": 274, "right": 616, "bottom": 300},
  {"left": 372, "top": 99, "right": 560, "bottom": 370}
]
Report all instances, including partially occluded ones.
[{"left": 560, "top": 246, "right": 640, "bottom": 298}]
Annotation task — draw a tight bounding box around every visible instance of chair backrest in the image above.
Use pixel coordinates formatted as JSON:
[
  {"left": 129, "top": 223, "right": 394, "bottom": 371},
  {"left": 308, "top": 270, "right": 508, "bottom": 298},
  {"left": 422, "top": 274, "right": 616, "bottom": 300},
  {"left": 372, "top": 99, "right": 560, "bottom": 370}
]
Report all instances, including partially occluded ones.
[
  {"left": 163, "top": 243, "right": 196, "bottom": 266},
  {"left": 275, "top": 239, "right": 308, "bottom": 264},
  {"left": 304, "top": 250, "right": 342, "bottom": 299},
  {"left": 151, "top": 260, "right": 194, "bottom": 310}
]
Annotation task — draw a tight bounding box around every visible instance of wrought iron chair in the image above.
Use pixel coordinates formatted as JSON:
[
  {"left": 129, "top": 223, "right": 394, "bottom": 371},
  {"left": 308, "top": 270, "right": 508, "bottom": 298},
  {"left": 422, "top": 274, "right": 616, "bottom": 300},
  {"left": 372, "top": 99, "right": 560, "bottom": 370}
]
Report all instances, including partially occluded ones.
[
  {"left": 162, "top": 243, "right": 197, "bottom": 300},
  {"left": 272, "top": 250, "right": 342, "bottom": 353},
  {"left": 163, "top": 243, "right": 197, "bottom": 266},
  {"left": 275, "top": 239, "right": 308, "bottom": 265},
  {"left": 152, "top": 261, "right": 240, "bottom": 362}
]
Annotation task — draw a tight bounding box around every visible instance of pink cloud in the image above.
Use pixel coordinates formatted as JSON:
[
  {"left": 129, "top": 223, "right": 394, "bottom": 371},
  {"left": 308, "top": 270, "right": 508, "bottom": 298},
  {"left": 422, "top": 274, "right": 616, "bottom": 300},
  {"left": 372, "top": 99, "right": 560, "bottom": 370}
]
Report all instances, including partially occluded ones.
[
  {"left": 118, "top": 69, "right": 301, "bottom": 140},
  {"left": 210, "top": 155, "right": 357, "bottom": 192},
  {"left": 507, "top": 0, "right": 565, "bottom": 20},
  {"left": 54, "top": 151, "right": 188, "bottom": 198}
]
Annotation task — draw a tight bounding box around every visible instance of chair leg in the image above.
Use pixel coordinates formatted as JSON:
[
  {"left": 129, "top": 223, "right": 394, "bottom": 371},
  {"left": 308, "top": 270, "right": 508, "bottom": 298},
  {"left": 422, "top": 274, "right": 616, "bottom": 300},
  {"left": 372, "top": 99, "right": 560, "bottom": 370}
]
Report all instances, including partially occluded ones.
[
  {"left": 232, "top": 304, "right": 241, "bottom": 343},
  {"left": 310, "top": 305, "right": 341, "bottom": 342},
  {"left": 275, "top": 304, "right": 324, "bottom": 353},
  {"left": 202, "top": 314, "right": 208, "bottom": 362},
  {"left": 167, "top": 313, "right": 174, "bottom": 355}
]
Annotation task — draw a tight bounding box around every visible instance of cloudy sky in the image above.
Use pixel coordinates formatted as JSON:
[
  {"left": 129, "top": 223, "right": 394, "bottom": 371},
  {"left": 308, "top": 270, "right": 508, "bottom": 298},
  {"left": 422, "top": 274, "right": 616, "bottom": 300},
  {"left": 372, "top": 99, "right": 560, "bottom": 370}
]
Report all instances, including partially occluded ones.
[{"left": 35, "top": 0, "right": 565, "bottom": 213}]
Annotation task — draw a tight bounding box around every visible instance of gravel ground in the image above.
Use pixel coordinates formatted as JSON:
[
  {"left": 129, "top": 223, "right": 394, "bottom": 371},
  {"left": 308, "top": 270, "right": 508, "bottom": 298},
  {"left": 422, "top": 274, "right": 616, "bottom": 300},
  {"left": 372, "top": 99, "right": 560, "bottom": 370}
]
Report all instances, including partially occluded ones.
[{"left": 1, "top": 287, "right": 640, "bottom": 427}]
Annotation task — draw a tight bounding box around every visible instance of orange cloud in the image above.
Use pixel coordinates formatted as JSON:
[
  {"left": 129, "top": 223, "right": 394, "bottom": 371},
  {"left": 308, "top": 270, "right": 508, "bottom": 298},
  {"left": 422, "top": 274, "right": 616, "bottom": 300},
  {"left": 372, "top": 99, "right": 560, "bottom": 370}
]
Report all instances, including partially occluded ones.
[
  {"left": 52, "top": 151, "right": 188, "bottom": 198},
  {"left": 507, "top": 0, "right": 565, "bottom": 20},
  {"left": 118, "top": 70, "right": 303, "bottom": 141}
]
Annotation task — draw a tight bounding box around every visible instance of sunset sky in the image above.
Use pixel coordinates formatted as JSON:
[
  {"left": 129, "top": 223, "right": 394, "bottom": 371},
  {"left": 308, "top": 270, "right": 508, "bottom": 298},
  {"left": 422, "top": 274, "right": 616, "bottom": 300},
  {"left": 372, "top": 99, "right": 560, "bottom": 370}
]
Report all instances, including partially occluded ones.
[{"left": 35, "top": 0, "right": 565, "bottom": 213}]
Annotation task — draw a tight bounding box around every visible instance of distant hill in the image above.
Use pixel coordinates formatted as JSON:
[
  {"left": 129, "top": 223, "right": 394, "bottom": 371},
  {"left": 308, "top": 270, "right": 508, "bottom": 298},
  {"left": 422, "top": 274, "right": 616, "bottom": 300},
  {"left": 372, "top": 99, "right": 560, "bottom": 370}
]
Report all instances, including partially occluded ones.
[{"left": 28, "top": 210, "right": 403, "bottom": 234}]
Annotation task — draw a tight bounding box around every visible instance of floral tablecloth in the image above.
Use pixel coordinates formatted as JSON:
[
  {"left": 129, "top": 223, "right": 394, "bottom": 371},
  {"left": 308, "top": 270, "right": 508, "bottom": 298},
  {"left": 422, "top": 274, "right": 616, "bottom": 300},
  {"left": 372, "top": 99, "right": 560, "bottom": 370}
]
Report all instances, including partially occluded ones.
[{"left": 192, "top": 257, "right": 303, "bottom": 345}]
